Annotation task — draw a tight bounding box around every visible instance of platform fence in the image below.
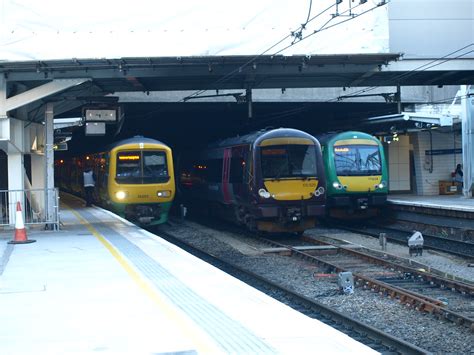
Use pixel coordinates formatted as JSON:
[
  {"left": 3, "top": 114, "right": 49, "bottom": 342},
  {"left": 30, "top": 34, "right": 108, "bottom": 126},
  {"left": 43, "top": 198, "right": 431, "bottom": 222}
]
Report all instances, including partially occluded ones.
[{"left": 0, "top": 188, "right": 60, "bottom": 230}]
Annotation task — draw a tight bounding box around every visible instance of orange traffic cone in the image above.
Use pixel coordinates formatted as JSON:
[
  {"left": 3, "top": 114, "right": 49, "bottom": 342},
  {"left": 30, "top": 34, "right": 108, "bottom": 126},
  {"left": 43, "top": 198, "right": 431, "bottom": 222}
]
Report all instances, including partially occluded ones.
[{"left": 8, "top": 201, "right": 36, "bottom": 244}]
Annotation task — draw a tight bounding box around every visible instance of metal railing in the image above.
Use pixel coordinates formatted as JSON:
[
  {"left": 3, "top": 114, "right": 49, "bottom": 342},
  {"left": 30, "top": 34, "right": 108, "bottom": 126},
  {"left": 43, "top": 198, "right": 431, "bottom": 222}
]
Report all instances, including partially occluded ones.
[{"left": 0, "top": 188, "right": 60, "bottom": 230}]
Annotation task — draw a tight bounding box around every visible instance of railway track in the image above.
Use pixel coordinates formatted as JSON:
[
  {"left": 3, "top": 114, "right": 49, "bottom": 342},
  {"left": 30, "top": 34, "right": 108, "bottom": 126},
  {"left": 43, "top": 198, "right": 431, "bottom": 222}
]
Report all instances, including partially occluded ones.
[
  {"left": 258, "top": 235, "right": 474, "bottom": 331},
  {"left": 313, "top": 234, "right": 474, "bottom": 285},
  {"left": 156, "top": 229, "right": 427, "bottom": 354},
  {"left": 333, "top": 223, "right": 474, "bottom": 259}
]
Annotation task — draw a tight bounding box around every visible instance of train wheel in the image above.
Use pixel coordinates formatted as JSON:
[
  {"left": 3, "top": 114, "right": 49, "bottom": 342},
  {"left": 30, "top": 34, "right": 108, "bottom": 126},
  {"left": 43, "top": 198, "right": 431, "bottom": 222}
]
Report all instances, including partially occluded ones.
[{"left": 243, "top": 213, "right": 257, "bottom": 232}]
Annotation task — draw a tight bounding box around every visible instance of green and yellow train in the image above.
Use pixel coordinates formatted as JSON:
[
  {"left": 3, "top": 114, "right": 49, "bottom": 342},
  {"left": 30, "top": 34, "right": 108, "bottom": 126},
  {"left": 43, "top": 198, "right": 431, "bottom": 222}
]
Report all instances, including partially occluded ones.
[
  {"left": 56, "top": 136, "right": 175, "bottom": 225},
  {"left": 317, "top": 131, "right": 388, "bottom": 218}
]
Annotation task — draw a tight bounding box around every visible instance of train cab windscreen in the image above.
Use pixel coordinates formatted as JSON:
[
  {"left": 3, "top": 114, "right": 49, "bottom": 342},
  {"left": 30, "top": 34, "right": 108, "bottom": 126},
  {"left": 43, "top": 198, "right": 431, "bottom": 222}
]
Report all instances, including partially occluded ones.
[
  {"left": 116, "top": 150, "right": 169, "bottom": 183},
  {"left": 333, "top": 145, "right": 381, "bottom": 176},
  {"left": 261, "top": 145, "right": 317, "bottom": 179}
]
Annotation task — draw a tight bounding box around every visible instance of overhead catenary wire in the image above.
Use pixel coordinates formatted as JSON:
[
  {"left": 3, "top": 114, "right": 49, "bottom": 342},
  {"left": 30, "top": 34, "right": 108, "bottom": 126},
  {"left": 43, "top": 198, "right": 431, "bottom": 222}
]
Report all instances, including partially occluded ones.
[
  {"left": 182, "top": 1, "right": 334, "bottom": 102},
  {"left": 331, "top": 43, "right": 474, "bottom": 102},
  {"left": 291, "top": 0, "right": 313, "bottom": 44},
  {"left": 252, "top": 103, "right": 400, "bottom": 129},
  {"left": 182, "top": 1, "right": 386, "bottom": 103},
  {"left": 273, "top": 0, "right": 377, "bottom": 56}
]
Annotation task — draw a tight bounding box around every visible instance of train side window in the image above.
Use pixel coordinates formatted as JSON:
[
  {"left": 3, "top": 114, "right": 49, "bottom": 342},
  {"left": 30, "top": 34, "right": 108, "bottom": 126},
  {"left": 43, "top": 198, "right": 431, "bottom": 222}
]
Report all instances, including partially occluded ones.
[
  {"left": 205, "top": 159, "right": 222, "bottom": 183},
  {"left": 104, "top": 153, "right": 109, "bottom": 179},
  {"left": 97, "top": 153, "right": 106, "bottom": 188},
  {"left": 192, "top": 161, "right": 207, "bottom": 184},
  {"left": 230, "top": 158, "right": 244, "bottom": 183}
]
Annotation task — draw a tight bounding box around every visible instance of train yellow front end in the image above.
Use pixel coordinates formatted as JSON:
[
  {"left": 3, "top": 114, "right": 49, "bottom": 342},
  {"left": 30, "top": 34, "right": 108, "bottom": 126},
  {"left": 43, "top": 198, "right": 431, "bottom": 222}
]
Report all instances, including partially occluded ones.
[
  {"left": 257, "top": 135, "right": 326, "bottom": 233},
  {"left": 55, "top": 137, "right": 175, "bottom": 226},
  {"left": 108, "top": 140, "right": 175, "bottom": 225}
]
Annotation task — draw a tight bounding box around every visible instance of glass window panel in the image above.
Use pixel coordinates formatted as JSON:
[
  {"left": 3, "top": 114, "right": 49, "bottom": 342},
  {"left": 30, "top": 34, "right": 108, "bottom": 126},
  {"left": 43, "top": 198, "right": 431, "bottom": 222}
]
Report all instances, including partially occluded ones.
[
  {"left": 116, "top": 150, "right": 169, "bottom": 184},
  {"left": 143, "top": 151, "right": 168, "bottom": 183},
  {"left": 333, "top": 144, "right": 381, "bottom": 176},
  {"left": 261, "top": 145, "right": 317, "bottom": 179},
  {"left": 116, "top": 151, "right": 142, "bottom": 183}
]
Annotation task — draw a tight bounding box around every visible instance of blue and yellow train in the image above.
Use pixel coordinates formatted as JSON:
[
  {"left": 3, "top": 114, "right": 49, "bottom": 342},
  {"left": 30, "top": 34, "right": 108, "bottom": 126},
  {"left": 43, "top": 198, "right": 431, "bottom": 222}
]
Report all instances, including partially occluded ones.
[
  {"left": 56, "top": 136, "right": 176, "bottom": 225},
  {"left": 317, "top": 131, "right": 388, "bottom": 218}
]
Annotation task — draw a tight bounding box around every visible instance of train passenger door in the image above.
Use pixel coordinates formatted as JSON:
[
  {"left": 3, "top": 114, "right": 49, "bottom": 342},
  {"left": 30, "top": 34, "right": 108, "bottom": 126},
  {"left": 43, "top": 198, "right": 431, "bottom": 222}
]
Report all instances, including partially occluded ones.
[
  {"left": 230, "top": 146, "right": 246, "bottom": 202},
  {"left": 222, "top": 148, "right": 232, "bottom": 204}
]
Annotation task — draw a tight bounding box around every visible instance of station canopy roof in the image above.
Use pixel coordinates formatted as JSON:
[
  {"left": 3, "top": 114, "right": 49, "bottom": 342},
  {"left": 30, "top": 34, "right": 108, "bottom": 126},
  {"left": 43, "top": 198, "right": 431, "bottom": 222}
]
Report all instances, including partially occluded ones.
[
  {"left": 1, "top": 1, "right": 473, "bottom": 131},
  {"left": 2, "top": 1, "right": 474, "bottom": 96}
]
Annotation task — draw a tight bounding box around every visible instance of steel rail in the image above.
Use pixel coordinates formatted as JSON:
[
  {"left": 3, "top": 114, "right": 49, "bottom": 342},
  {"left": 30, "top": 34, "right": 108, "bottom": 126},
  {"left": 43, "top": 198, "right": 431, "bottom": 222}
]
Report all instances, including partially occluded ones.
[
  {"left": 336, "top": 224, "right": 474, "bottom": 259},
  {"left": 310, "top": 236, "right": 474, "bottom": 296},
  {"left": 156, "top": 229, "right": 428, "bottom": 354},
  {"left": 258, "top": 237, "right": 474, "bottom": 331}
]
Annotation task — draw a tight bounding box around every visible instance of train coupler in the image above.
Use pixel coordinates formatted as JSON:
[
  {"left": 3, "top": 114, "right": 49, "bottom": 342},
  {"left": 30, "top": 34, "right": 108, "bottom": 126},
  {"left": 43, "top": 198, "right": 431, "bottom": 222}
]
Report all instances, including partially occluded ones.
[
  {"left": 356, "top": 198, "right": 369, "bottom": 210},
  {"left": 285, "top": 207, "right": 302, "bottom": 223}
]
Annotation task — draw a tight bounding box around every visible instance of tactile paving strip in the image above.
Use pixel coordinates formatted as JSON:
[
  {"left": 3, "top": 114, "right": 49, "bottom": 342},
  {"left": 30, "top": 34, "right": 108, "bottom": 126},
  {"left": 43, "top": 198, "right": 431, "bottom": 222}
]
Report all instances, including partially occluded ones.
[{"left": 80, "top": 210, "right": 275, "bottom": 354}]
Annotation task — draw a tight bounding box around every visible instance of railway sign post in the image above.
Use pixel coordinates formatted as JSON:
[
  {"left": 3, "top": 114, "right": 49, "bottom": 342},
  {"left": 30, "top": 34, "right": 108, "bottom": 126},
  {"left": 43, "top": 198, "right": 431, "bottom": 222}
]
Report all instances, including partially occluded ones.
[{"left": 379, "top": 233, "right": 387, "bottom": 251}]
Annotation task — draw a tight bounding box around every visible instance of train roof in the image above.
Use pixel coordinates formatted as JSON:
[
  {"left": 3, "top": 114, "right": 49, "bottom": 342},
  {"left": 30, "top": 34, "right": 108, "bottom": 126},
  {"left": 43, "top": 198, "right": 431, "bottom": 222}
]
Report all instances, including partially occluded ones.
[
  {"left": 106, "top": 136, "right": 169, "bottom": 150},
  {"left": 316, "top": 131, "right": 377, "bottom": 145},
  {"left": 207, "top": 128, "right": 317, "bottom": 149}
]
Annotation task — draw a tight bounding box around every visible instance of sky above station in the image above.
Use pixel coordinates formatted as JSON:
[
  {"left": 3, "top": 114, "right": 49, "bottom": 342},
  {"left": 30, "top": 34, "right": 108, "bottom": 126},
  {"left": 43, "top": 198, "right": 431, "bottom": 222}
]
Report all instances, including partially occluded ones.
[{"left": 0, "top": 0, "right": 389, "bottom": 61}]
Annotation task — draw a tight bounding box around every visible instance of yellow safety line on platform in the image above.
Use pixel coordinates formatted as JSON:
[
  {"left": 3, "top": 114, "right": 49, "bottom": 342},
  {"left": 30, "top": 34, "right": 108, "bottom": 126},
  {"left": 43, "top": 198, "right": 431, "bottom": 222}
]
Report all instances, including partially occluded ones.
[{"left": 64, "top": 203, "right": 221, "bottom": 354}]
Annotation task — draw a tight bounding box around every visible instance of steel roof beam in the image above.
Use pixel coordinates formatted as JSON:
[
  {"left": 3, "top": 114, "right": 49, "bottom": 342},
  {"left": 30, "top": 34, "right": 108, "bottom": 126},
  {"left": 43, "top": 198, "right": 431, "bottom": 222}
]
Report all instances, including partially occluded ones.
[
  {"left": 383, "top": 58, "right": 474, "bottom": 73},
  {"left": 362, "top": 112, "right": 453, "bottom": 126},
  {"left": 1, "top": 64, "right": 380, "bottom": 82},
  {"left": 5, "top": 78, "right": 90, "bottom": 112}
]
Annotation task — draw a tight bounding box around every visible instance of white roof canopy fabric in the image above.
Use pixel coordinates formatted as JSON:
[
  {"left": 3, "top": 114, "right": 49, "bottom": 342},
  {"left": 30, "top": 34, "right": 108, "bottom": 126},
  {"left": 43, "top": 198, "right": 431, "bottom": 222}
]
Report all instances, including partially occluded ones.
[{"left": 0, "top": 0, "right": 389, "bottom": 61}]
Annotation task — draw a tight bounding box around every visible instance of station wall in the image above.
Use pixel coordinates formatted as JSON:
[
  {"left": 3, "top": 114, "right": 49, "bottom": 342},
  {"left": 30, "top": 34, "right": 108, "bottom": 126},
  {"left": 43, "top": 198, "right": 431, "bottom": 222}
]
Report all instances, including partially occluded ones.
[
  {"left": 411, "top": 130, "right": 462, "bottom": 195},
  {"left": 388, "top": 0, "right": 474, "bottom": 59},
  {"left": 387, "top": 135, "right": 411, "bottom": 193}
]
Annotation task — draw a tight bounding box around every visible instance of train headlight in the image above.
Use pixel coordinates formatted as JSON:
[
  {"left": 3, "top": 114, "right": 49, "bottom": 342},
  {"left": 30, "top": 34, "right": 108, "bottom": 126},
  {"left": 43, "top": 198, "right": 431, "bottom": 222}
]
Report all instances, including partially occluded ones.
[
  {"left": 258, "top": 188, "right": 271, "bottom": 199},
  {"left": 157, "top": 190, "right": 171, "bottom": 197},
  {"left": 115, "top": 191, "right": 127, "bottom": 200},
  {"left": 375, "top": 182, "right": 386, "bottom": 189},
  {"left": 314, "top": 186, "right": 325, "bottom": 197},
  {"left": 332, "top": 182, "right": 343, "bottom": 190}
]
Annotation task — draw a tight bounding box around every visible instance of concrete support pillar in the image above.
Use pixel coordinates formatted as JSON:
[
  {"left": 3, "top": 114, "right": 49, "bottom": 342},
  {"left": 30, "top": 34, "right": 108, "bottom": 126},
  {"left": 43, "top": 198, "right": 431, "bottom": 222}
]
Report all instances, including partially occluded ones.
[
  {"left": 461, "top": 85, "right": 473, "bottom": 198},
  {"left": 30, "top": 153, "right": 46, "bottom": 220},
  {"left": 31, "top": 154, "right": 46, "bottom": 190},
  {"left": 0, "top": 76, "right": 9, "bottom": 139},
  {"left": 45, "top": 103, "right": 55, "bottom": 224},
  {"left": 7, "top": 153, "right": 23, "bottom": 222},
  {"left": 7, "top": 153, "right": 24, "bottom": 189},
  {"left": 6, "top": 119, "right": 25, "bottom": 223}
]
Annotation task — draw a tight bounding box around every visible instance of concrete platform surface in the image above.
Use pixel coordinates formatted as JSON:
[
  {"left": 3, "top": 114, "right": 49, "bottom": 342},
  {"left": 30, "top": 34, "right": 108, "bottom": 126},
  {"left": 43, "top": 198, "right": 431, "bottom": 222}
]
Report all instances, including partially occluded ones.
[
  {"left": 0, "top": 194, "right": 376, "bottom": 355},
  {"left": 388, "top": 194, "right": 474, "bottom": 213}
]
